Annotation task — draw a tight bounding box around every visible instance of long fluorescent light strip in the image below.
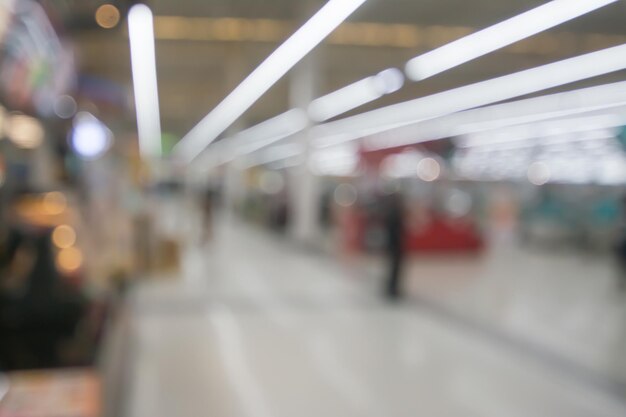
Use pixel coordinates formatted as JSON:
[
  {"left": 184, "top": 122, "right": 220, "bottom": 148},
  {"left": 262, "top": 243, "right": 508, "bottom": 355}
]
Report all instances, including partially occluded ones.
[
  {"left": 188, "top": 0, "right": 615, "bottom": 162},
  {"left": 365, "top": 97, "right": 626, "bottom": 150},
  {"left": 231, "top": 109, "right": 307, "bottom": 155},
  {"left": 308, "top": 77, "right": 382, "bottom": 122},
  {"left": 457, "top": 113, "right": 626, "bottom": 148},
  {"left": 241, "top": 144, "right": 304, "bottom": 168},
  {"left": 128, "top": 4, "right": 162, "bottom": 159},
  {"left": 308, "top": 0, "right": 616, "bottom": 125},
  {"left": 200, "top": 109, "right": 307, "bottom": 168},
  {"left": 174, "top": 0, "right": 368, "bottom": 163},
  {"left": 314, "top": 43, "right": 626, "bottom": 148},
  {"left": 362, "top": 103, "right": 626, "bottom": 151},
  {"left": 301, "top": 0, "right": 617, "bottom": 127},
  {"left": 464, "top": 130, "right": 617, "bottom": 152},
  {"left": 194, "top": 0, "right": 616, "bottom": 162},
  {"left": 308, "top": 68, "right": 404, "bottom": 122},
  {"left": 406, "top": 0, "right": 618, "bottom": 81}
]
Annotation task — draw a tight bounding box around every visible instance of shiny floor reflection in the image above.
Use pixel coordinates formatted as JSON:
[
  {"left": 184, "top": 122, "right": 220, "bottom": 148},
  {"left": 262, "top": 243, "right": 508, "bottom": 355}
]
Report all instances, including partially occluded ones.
[{"left": 125, "top": 214, "right": 626, "bottom": 417}]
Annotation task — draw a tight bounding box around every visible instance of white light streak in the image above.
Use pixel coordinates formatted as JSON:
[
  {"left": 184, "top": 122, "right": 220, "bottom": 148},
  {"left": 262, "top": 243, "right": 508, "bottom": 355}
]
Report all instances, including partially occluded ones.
[
  {"left": 129, "top": 4, "right": 162, "bottom": 159},
  {"left": 175, "top": 0, "right": 369, "bottom": 162},
  {"left": 406, "top": 0, "right": 617, "bottom": 81},
  {"left": 315, "top": 44, "right": 626, "bottom": 148}
]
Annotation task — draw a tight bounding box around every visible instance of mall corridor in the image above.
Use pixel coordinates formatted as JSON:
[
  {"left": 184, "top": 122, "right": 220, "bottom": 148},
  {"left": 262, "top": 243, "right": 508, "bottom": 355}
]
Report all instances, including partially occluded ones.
[
  {"left": 114, "top": 212, "right": 626, "bottom": 417},
  {"left": 2, "top": 0, "right": 626, "bottom": 415}
]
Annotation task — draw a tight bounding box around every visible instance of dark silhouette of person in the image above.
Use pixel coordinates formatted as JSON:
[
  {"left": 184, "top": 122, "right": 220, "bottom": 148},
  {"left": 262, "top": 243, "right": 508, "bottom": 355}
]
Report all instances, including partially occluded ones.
[
  {"left": 202, "top": 186, "right": 215, "bottom": 243},
  {"left": 0, "top": 228, "right": 85, "bottom": 370},
  {"left": 383, "top": 192, "right": 406, "bottom": 299},
  {"left": 615, "top": 196, "right": 626, "bottom": 288}
]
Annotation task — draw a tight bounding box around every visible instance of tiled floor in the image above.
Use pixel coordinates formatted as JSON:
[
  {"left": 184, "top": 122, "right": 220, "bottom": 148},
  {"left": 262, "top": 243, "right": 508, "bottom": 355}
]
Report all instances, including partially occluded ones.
[
  {"left": 364, "top": 241, "right": 626, "bottom": 386},
  {"left": 123, "top": 213, "right": 626, "bottom": 417}
]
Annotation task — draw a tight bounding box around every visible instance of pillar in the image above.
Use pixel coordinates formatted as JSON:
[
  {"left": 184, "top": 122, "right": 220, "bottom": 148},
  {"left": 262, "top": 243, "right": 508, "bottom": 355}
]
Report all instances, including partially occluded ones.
[{"left": 288, "top": 50, "right": 322, "bottom": 244}]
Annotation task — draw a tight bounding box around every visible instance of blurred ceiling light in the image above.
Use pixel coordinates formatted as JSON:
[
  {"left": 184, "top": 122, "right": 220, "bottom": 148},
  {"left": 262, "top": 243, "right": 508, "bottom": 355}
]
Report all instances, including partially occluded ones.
[
  {"left": 174, "top": 0, "right": 369, "bottom": 163},
  {"left": 6, "top": 114, "right": 44, "bottom": 149},
  {"left": 454, "top": 149, "right": 626, "bottom": 184},
  {"left": 311, "top": 161, "right": 360, "bottom": 177},
  {"left": 465, "top": 130, "right": 616, "bottom": 152},
  {"left": 334, "top": 183, "right": 358, "bottom": 207},
  {"left": 374, "top": 68, "right": 405, "bottom": 94},
  {"left": 259, "top": 171, "right": 285, "bottom": 194},
  {"left": 57, "top": 247, "right": 83, "bottom": 272},
  {"left": 198, "top": 109, "right": 308, "bottom": 170},
  {"left": 456, "top": 114, "right": 626, "bottom": 148},
  {"left": 417, "top": 158, "right": 441, "bottom": 182},
  {"left": 309, "top": 78, "right": 383, "bottom": 123},
  {"left": 241, "top": 143, "right": 304, "bottom": 168},
  {"left": 42, "top": 192, "right": 67, "bottom": 215},
  {"left": 405, "top": 0, "right": 617, "bottom": 81},
  {"left": 308, "top": 68, "right": 404, "bottom": 122},
  {"left": 52, "top": 225, "right": 76, "bottom": 249},
  {"left": 527, "top": 161, "right": 551, "bottom": 185},
  {"left": 309, "top": 146, "right": 359, "bottom": 176},
  {"left": 451, "top": 104, "right": 626, "bottom": 137},
  {"left": 381, "top": 151, "right": 423, "bottom": 179},
  {"left": 95, "top": 4, "right": 121, "bottom": 29},
  {"left": 445, "top": 189, "right": 473, "bottom": 218},
  {"left": 378, "top": 96, "right": 626, "bottom": 150},
  {"left": 71, "top": 112, "right": 113, "bottom": 160},
  {"left": 319, "top": 80, "right": 626, "bottom": 150},
  {"left": 128, "top": 4, "right": 162, "bottom": 159},
  {"left": 232, "top": 109, "right": 308, "bottom": 155},
  {"left": 316, "top": 43, "right": 626, "bottom": 147},
  {"left": 53, "top": 95, "right": 77, "bottom": 119}
]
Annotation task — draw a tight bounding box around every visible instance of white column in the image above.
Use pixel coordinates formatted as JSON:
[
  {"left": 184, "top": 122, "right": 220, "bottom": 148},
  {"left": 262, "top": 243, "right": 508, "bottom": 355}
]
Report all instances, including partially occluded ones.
[
  {"left": 289, "top": 50, "right": 322, "bottom": 244},
  {"left": 221, "top": 46, "right": 248, "bottom": 216},
  {"left": 223, "top": 161, "right": 245, "bottom": 214}
]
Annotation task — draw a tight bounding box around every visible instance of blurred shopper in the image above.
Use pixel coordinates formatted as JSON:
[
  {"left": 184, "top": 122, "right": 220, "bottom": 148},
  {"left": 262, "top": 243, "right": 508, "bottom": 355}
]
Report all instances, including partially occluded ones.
[
  {"left": 0, "top": 198, "right": 86, "bottom": 370},
  {"left": 274, "top": 197, "right": 289, "bottom": 233},
  {"left": 383, "top": 192, "right": 406, "bottom": 300},
  {"left": 0, "top": 228, "right": 86, "bottom": 369},
  {"left": 202, "top": 186, "right": 215, "bottom": 243},
  {"left": 615, "top": 196, "right": 626, "bottom": 288}
]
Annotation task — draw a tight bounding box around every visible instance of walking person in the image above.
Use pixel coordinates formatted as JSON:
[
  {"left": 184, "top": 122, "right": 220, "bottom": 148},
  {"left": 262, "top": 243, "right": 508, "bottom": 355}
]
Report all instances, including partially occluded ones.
[
  {"left": 383, "top": 192, "right": 406, "bottom": 300},
  {"left": 201, "top": 186, "right": 215, "bottom": 243},
  {"left": 615, "top": 195, "right": 626, "bottom": 289}
]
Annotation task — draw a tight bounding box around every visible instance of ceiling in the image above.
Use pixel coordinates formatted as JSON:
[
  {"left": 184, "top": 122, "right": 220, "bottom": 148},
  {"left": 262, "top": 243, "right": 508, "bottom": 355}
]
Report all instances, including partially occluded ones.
[
  {"left": 67, "top": 0, "right": 626, "bottom": 142},
  {"left": 150, "top": 0, "right": 626, "bottom": 33}
]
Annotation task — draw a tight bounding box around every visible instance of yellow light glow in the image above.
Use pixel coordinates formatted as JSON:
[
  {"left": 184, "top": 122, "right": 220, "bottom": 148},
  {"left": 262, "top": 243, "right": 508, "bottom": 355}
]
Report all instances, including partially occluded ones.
[
  {"left": 150, "top": 16, "right": 626, "bottom": 54},
  {"left": 417, "top": 158, "right": 441, "bottom": 182},
  {"left": 95, "top": 4, "right": 120, "bottom": 29},
  {"left": 6, "top": 114, "right": 44, "bottom": 149},
  {"left": 42, "top": 192, "right": 67, "bottom": 215},
  {"left": 57, "top": 247, "right": 83, "bottom": 272},
  {"left": 52, "top": 225, "right": 76, "bottom": 249}
]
